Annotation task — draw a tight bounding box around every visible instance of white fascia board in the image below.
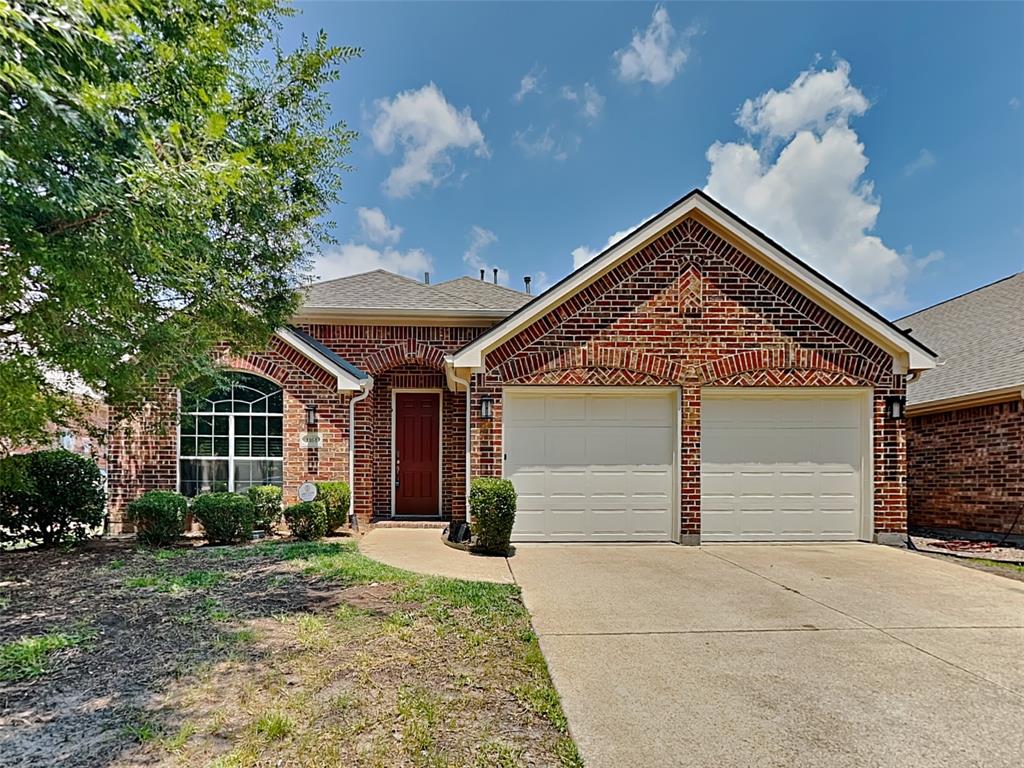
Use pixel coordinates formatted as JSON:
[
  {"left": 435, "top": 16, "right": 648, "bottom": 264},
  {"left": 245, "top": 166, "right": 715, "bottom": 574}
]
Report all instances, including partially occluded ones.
[
  {"left": 274, "top": 327, "right": 366, "bottom": 392},
  {"left": 450, "top": 195, "right": 937, "bottom": 374}
]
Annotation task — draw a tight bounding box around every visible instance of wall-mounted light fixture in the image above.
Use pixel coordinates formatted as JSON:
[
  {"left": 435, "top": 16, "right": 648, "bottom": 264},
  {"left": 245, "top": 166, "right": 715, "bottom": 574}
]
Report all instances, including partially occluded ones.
[
  {"left": 884, "top": 395, "right": 906, "bottom": 420},
  {"left": 480, "top": 395, "right": 494, "bottom": 420},
  {"left": 305, "top": 404, "right": 319, "bottom": 427}
]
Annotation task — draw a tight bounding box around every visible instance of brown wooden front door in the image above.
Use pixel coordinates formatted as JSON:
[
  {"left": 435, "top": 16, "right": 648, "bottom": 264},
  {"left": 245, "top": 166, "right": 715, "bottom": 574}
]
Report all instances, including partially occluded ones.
[{"left": 394, "top": 392, "right": 440, "bottom": 516}]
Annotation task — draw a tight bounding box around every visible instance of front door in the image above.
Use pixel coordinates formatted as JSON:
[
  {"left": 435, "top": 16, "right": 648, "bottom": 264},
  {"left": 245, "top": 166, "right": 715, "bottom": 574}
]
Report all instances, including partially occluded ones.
[{"left": 394, "top": 392, "right": 441, "bottom": 516}]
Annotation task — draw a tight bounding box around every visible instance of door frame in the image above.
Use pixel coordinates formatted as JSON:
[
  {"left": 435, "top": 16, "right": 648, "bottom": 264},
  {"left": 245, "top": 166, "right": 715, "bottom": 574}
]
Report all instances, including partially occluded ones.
[
  {"left": 699, "top": 387, "right": 875, "bottom": 542},
  {"left": 501, "top": 385, "right": 682, "bottom": 543},
  {"left": 391, "top": 388, "right": 444, "bottom": 518}
]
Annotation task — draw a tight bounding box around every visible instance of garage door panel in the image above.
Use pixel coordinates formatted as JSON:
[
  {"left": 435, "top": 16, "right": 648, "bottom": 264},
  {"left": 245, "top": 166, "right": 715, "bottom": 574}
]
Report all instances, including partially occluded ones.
[
  {"left": 701, "top": 393, "right": 866, "bottom": 542},
  {"left": 505, "top": 389, "right": 676, "bottom": 542}
]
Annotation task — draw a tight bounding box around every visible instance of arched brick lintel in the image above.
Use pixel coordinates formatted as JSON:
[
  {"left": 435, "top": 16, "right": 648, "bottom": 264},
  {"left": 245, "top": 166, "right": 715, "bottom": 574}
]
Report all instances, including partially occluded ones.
[
  {"left": 495, "top": 346, "right": 684, "bottom": 385},
  {"left": 698, "top": 349, "right": 884, "bottom": 387},
  {"left": 363, "top": 341, "right": 446, "bottom": 375}
]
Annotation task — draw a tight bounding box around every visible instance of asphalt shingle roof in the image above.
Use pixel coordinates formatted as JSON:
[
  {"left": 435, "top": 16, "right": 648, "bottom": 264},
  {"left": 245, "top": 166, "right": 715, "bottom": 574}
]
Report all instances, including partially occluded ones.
[
  {"left": 895, "top": 272, "right": 1024, "bottom": 406},
  {"left": 286, "top": 326, "right": 369, "bottom": 380},
  {"left": 301, "top": 270, "right": 530, "bottom": 313}
]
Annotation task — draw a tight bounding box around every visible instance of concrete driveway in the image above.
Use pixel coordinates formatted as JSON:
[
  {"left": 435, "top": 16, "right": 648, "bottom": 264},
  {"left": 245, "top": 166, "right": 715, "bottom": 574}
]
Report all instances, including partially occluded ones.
[{"left": 507, "top": 543, "right": 1024, "bottom": 768}]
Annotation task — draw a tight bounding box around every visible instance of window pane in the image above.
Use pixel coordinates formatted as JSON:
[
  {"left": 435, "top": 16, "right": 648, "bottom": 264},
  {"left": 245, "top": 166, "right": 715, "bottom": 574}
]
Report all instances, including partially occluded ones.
[
  {"left": 179, "top": 459, "right": 229, "bottom": 497},
  {"left": 198, "top": 415, "right": 213, "bottom": 435},
  {"left": 197, "top": 436, "right": 214, "bottom": 456},
  {"left": 251, "top": 397, "right": 266, "bottom": 413},
  {"left": 268, "top": 416, "right": 282, "bottom": 437},
  {"left": 213, "top": 436, "right": 230, "bottom": 457},
  {"left": 180, "top": 436, "right": 197, "bottom": 457},
  {"left": 214, "top": 399, "right": 233, "bottom": 413},
  {"left": 268, "top": 437, "right": 283, "bottom": 458},
  {"left": 179, "top": 416, "right": 197, "bottom": 438},
  {"left": 214, "top": 415, "right": 229, "bottom": 435},
  {"left": 252, "top": 417, "right": 266, "bottom": 436},
  {"left": 268, "top": 392, "right": 283, "bottom": 413},
  {"left": 250, "top": 438, "right": 268, "bottom": 458},
  {"left": 234, "top": 415, "right": 250, "bottom": 435},
  {"left": 233, "top": 460, "right": 282, "bottom": 493},
  {"left": 234, "top": 437, "right": 250, "bottom": 457}
]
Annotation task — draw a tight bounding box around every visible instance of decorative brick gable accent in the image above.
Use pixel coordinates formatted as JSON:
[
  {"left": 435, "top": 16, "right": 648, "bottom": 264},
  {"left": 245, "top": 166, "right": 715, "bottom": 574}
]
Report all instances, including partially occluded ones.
[
  {"left": 471, "top": 215, "right": 907, "bottom": 540},
  {"left": 908, "top": 399, "right": 1023, "bottom": 535}
]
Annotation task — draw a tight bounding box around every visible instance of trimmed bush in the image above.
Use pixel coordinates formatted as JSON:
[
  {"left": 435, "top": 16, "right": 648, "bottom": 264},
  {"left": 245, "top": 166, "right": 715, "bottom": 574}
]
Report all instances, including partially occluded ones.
[
  {"left": 191, "top": 492, "right": 254, "bottom": 544},
  {"left": 127, "top": 491, "right": 187, "bottom": 547},
  {"left": 0, "top": 450, "right": 105, "bottom": 548},
  {"left": 283, "top": 501, "right": 328, "bottom": 541},
  {"left": 315, "top": 481, "right": 350, "bottom": 532},
  {"left": 248, "top": 485, "right": 283, "bottom": 532},
  {"left": 469, "top": 478, "right": 517, "bottom": 555}
]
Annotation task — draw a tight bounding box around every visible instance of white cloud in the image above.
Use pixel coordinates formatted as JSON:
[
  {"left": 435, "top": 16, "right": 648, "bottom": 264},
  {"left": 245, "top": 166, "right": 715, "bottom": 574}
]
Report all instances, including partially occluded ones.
[
  {"left": 513, "top": 124, "right": 578, "bottom": 162},
  {"left": 1009, "top": 96, "right": 1021, "bottom": 110},
  {"left": 570, "top": 216, "right": 654, "bottom": 270},
  {"left": 614, "top": 5, "right": 696, "bottom": 87},
  {"left": 463, "top": 225, "right": 509, "bottom": 285},
  {"left": 514, "top": 67, "right": 543, "bottom": 102},
  {"left": 356, "top": 206, "right": 402, "bottom": 245},
  {"left": 562, "top": 81, "right": 605, "bottom": 120},
  {"left": 370, "top": 82, "right": 489, "bottom": 198},
  {"left": 903, "top": 148, "right": 936, "bottom": 177},
  {"left": 312, "top": 243, "right": 432, "bottom": 282},
  {"left": 705, "top": 58, "right": 935, "bottom": 310}
]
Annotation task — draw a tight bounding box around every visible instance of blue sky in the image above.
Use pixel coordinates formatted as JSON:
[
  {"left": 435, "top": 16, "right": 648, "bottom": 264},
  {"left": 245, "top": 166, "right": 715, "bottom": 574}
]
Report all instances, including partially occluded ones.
[{"left": 284, "top": 1, "right": 1024, "bottom": 317}]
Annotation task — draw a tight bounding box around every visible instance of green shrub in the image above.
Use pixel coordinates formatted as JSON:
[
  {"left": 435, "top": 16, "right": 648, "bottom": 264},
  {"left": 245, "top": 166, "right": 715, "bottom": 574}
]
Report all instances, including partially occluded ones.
[
  {"left": 0, "top": 450, "right": 105, "bottom": 548},
  {"left": 469, "top": 478, "right": 517, "bottom": 555},
  {"left": 247, "top": 485, "right": 283, "bottom": 531},
  {"left": 315, "top": 481, "right": 350, "bottom": 532},
  {"left": 191, "top": 492, "right": 254, "bottom": 544},
  {"left": 283, "top": 501, "right": 328, "bottom": 541},
  {"left": 126, "top": 491, "right": 187, "bottom": 547}
]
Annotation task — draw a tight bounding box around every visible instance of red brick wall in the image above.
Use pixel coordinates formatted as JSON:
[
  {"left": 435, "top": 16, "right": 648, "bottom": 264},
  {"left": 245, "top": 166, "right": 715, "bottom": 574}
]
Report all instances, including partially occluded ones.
[
  {"left": 470, "top": 215, "right": 908, "bottom": 540},
  {"left": 107, "top": 326, "right": 486, "bottom": 531},
  {"left": 907, "top": 399, "right": 1023, "bottom": 535},
  {"left": 295, "top": 325, "right": 485, "bottom": 524}
]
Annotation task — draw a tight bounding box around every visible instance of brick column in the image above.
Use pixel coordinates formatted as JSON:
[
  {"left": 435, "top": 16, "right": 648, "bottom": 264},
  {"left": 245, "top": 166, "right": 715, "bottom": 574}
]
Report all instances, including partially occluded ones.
[{"left": 680, "top": 381, "right": 701, "bottom": 544}]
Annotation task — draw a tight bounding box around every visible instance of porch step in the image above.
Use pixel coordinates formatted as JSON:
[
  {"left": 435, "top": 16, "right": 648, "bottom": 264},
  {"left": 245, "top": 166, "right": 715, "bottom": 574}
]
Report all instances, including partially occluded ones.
[{"left": 371, "top": 519, "right": 448, "bottom": 530}]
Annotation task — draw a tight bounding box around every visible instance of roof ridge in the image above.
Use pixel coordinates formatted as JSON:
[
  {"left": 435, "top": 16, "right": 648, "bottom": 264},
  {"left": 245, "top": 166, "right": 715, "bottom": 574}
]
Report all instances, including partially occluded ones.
[
  {"left": 434, "top": 275, "right": 527, "bottom": 296},
  {"left": 897, "top": 271, "right": 1023, "bottom": 321}
]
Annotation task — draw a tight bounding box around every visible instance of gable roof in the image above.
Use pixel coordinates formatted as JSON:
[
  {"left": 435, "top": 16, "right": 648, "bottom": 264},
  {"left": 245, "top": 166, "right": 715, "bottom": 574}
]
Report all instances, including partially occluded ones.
[
  {"left": 274, "top": 327, "right": 369, "bottom": 391},
  {"left": 449, "top": 189, "right": 937, "bottom": 374},
  {"left": 895, "top": 272, "right": 1023, "bottom": 409},
  {"left": 298, "top": 269, "right": 529, "bottom": 319}
]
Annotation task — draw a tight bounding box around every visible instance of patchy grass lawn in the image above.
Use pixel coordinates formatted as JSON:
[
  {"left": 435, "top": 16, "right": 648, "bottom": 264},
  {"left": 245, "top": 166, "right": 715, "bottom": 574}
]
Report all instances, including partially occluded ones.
[{"left": 0, "top": 538, "right": 582, "bottom": 767}]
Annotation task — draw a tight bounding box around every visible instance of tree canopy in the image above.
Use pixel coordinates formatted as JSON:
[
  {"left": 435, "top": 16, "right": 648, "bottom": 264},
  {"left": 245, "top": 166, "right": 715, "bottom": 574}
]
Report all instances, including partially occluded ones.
[{"left": 0, "top": 0, "right": 360, "bottom": 446}]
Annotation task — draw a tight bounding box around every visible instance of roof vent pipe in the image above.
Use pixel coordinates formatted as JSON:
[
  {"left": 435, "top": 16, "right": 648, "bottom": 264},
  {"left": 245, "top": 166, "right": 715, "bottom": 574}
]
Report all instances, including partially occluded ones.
[
  {"left": 480, "top": 269, "right": 485, "bottom": 281},
  {"left": 492, "top": 268, "right": 498, "bottom": 284},
  {"left": 524, "top": 276, "right": 532, "bottom": 294},
  {"left": 423, "top": 271, "right": 430, "bottom": 285}
]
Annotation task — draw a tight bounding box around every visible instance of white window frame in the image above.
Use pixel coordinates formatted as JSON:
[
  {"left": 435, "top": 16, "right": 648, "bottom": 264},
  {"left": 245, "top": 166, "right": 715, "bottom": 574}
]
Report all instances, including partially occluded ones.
[{"left": 177, "top": 374, "right": 285, "bottom": 495}]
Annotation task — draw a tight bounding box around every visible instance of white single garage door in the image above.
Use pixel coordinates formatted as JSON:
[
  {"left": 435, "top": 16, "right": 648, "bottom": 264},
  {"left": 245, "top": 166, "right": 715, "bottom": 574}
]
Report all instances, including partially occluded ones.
[
  {"left": 504, "top": 388, "right": 677, "bottom": 542},
  {"left": 701, "top": 390, "right": 870, "bottom": 542}
]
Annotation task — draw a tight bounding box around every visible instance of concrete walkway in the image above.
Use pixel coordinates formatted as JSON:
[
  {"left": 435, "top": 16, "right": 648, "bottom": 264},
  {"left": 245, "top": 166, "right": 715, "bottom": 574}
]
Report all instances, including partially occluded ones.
[
  {"left": 358, "top": 527, "right": 514, "bottom": 583},
  {"left": 509, "top": 543, "right": 1024, "bottom": 768}
]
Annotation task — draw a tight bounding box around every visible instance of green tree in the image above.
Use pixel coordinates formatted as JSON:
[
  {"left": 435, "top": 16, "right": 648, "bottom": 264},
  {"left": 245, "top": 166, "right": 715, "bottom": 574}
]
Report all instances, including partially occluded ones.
[{"left": 0, "top": 1, "right": 359, "bottom": 445}]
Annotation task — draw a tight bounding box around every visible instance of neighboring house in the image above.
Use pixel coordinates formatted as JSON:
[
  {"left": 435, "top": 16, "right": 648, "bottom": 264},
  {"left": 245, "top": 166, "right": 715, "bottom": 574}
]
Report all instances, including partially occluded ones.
[
  {"left": 896, "top": 273, "right": 1023, "bottom": 537},
  {"left": 5, "top": 399, "right": 108, "bottom": 471},
  {"left": 108, "top": 190, "right": 936, "bottom": 544}
]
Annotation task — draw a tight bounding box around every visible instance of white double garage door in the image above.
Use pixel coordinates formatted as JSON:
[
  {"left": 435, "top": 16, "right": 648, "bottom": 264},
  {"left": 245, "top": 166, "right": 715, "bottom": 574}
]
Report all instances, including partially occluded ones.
[{"left": 504, "top": 387, "right": 871, "bottom": 543}]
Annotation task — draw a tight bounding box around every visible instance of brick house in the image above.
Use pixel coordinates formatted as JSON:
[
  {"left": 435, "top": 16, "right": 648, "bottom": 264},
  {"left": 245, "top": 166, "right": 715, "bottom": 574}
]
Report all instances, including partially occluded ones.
[
  {"left": 896, "top": 273, "right": 1023, "bottom": 538},
  {"left": 108, "top": 190, "right": 936, "bottom": 544}
]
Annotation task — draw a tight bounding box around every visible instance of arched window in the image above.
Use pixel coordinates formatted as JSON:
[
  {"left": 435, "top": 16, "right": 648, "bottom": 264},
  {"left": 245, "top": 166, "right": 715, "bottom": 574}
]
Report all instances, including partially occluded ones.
[{"left": 178, "top": 373, "right": 284, "bottom": 497}]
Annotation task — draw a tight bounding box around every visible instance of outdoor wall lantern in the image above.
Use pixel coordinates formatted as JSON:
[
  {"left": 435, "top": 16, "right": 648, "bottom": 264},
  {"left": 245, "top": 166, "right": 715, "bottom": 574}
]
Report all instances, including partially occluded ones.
[
  {"left": 884, "top": 395, "right": 906, "bottom": 420},
  {"left": 480, "top": 395, "right": 494, "bottom": 420},
  {"left": 305, "top": 404, "right": 319, "bottom": 427}
]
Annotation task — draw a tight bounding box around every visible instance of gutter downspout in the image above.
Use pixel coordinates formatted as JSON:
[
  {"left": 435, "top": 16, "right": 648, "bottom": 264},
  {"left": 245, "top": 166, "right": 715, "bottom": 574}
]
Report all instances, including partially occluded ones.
[
  {"left": 348, "top": 376, "right": 374, "bottom": 530},
  {"left": 446, "top": 363, "right": 472, "bottom": 526}
]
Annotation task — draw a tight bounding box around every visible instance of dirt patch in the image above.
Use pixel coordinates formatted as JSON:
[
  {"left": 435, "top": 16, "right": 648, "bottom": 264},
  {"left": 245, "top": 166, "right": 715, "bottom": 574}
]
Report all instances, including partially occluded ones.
[{"left": 0, "top": 538, "right": 579, "bottom": 767}]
